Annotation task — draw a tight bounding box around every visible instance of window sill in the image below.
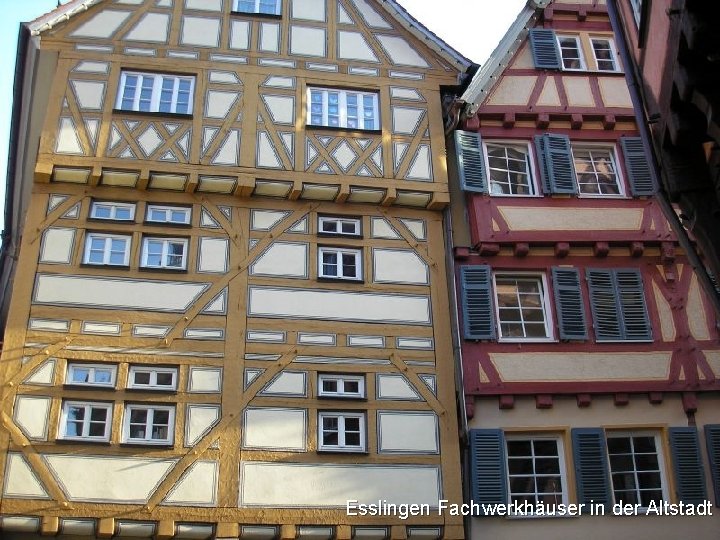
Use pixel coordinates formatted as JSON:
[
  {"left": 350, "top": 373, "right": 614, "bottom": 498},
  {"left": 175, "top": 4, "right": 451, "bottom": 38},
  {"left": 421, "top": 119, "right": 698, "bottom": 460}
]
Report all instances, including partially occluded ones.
[
  {"left": 138, "top": 266, "right": 188, "bottom": 274},
  {"left": 317, "top": 449, "right": 369, "bottom": 455},
  {"left": 317, "top": 232, "right": 363, "bottom": 239},
  {"left": 63, "top": 384, "right": 117, "bottom": 391},
  {"left": 56, "top": 438, "right": 111, "bottom": 445},
  {"left": 120, "top": 442, "right": 174, "bottom": 448},
  {"left": 317, "top": 276, "right": 364, "bottom": 284},
  {"left": 317, "top": 395, "right": 367, "bottom": 401},
  {"left": 112, "top": 109, "right": 193, "bottom": 120},
  {"left": 306, "top": 124, "right": 381, "bottom": 135},
  {"left": 80, "top": 263, "right": 130, "bottom": 270},
  {"left": 230, "top": 10, "right": 282, "bottom": 19},
  {"left": 125, "top": 387, "right": 178, "bottom": 393},
  {"left": 87, "top": 217, "right": 136, "bottom": 224}
]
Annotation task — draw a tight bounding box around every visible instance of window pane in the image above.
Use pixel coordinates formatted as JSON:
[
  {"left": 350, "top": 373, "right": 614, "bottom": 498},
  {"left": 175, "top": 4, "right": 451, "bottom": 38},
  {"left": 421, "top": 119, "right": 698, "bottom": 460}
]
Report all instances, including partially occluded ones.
[
  {"left": 134, "top": 372, "right": 151, "bottom": 385},
  {"left": 71, "top": 368, "right": 91, "bottom": 383},
  {"left": 95, "top": 370, "right": 112, "bottom": 384},
  {"left": 322, "top": 379, "right": 338, "bottom": 392},
  {"left": 156, "top": 372, "right": 174, "bottom": 386}
]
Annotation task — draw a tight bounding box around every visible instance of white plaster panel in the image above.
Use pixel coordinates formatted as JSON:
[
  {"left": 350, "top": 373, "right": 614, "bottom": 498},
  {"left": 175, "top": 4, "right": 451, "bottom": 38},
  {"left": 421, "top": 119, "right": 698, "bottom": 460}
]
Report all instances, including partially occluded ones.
[
  {"left": 198, "top": 237, "right": 229, "bottom": 273},
  {"left": 261, "top": 372, "right": 306, "bottom": 396},
  {"left": 181, "top": 16, "right": 221, "bottom": 47},
  {"left": 406, "top": 145, "right": 433, "bottom": 181},
  {"left": 205, "top": 91, "right": 239, "bottom": 119},
  {"left": 376, "top": 35, "right": 430, "bottom": 67},
  {"left": 264, "top": 76, "right": 296, "bottom": 88},
  {"left": 400, "top": 219, "right": 426, "bottom": 240},
  {"left": 348, "top": 0, "right": 392, "bottom": 28},
  {"left": 82, "top": 322, "right": 121, "bottom": 335},
  {"left": 337, "top": 31, "right": 379, "bottom": 62},
  {"left": 598, "top": 77, "right": 633, "bottom": 108},
  {"left": 70, "top": 10, "right": 132, "bottom": 38},
  {"left": 184, "top": 328, "right": 224, "bottom": 339},
  {"left": 40, "top": 228, "right": 75, "bottom": 264},
  {"left": 4, "top": 453, "right": 49, "bottom": 498},
  {"left": 34, "top": 274, "right": 209, "bottom": 312},
  {"left": 487, "top": 76, "right": 536, "bottom": 106},
  {"left": 290, "top": 26, "right": 326, "bottom": 57},
  {"left": 390, "top": 87, "right": 423, "bottom": 101},
  {"left": 251, "top": 209, "right": 289, "bottom": 230},
  {"left": 250, "top": 242, "right": 308, "bottom": 278},
  {"left": 257, "top": 131, "right": 283, "bottom": 168},
  {"left": 185, "top": 406, "right": 220, "bottom": 447},
  {"left": 73, "top": 61, "right": 110, "bottom": 74},
  {"left": 230, "top": 20, "right": 251, "bottom": 49},
  {"left": 397, "top": 337, "right": 434, "bottom": 350},
  {"left": 392, "top": 107, "right": 425, "bottom": 135},
  {"left": 186, "top": 0, "right": 222, "bottom": 10},
  {"left": 240, "top": 462, "right": 441, "bottom": 506},
  {"left": 71, "top": 81, "right": 105, "bottom": 110},
  {"left": 163, "top": 461, "right": 218, "bottom": 506},
  {"left": 29, "top": 319, "right": 69, "bottom": 332},
  {"left": 243, "top": 408, "right": 307, "bottom": 450},
  {"left": 259, "top": 23, "right": 280, "bottom": 52},
  {"left": 297, "top": 333, "right": 335, "bottom": 345},
  {"left": 292, "top": 0, "right": 326, "bottom": 20},
  {"left": 132, "top": 325, "right": 170, "bottom": 337},
  {"left": 56, "top": 118, "right": 83, "bottom": 155},
  {"left": 43, "top": 455, "right": 177, "bottom": 503},
  {"left": 371, "top": 218, "right": 400, "bottom": 239},
  {"left": 373, "top": 249, "right": 428, "bottom": 285},
  {"left": 13, "top": 396, "right": 51, "bottom": 440},
  {"left": 209, "top": 71, "right": 241, "bottom": 84},
  {"left": 188, "top": 367, "right": 222, "bottom": 393},
  {"left": 563, "top": 77, "right": 595, "bottom": 107},
  {"left": 347, "top": 335, "right": 385, "bottom": 348},
  {"left": 377, "top": 412, "right": 438, "bottom": 453},
  {"left": 245, "top": 369, "right": 264, "bottom": 387},
  {"left": 247, "top": 331, "right": 286, "bottom": 343},
  {"left": 212, "top": 129, "right": 240, "bottom": 166},
  {"left": 262, "top": 95, "right": 295, "bottom": 124},
  {"left": 124, "top": 12, "right": 170, "bottom": 42},
  {"left": 25, "top": 359, "right": 56, "bottom": 385},
  {"left": 202, "top": 288, "right": 227, "bottom": 314},
  {"left": 248, "top": 287, "right": 431, "bottom": 324},
  {"left": 376, "top": 374, "right": 421, "bottom": 400},
  {"left": 498, "top": 207, "right": 643, "bottom": 231}
]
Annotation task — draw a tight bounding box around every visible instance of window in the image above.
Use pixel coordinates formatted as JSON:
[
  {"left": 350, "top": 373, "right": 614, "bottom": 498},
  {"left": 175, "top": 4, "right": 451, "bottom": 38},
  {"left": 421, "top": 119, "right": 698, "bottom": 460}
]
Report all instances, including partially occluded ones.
[
  {"left": 318, "top": 247, "right": 362, "bottom": 281},
  {"left": 122, "top": 404, "right": 175, "bottom": 444},
  {"left": 145, "top": 205, "right": 191, "bottom": 225},
  {"left": 128, "top": 366, "right": 178, "bottom": 390},
  {"left": 629, "top": 0, "right": 644, "bottom": 27},
  {"left": 318, "top": 216, "right": 361, "bottom": 236},
  {"left": 83, "top": 233, "right": 131, "bottom": 266},
  {"left": 233, "top": 0, "right": 281, "bottom": 15},
  {"left": 318, "top": 411, "right": 366, "bottom": 452},
  {"left": 494, "top": 274, "right": 552, "bottom": 340},
  {"left": 90, "top": 201, "right": 135, "bottom": 221},
  {"left": 485, "top": 142, "right": 537, "bottom": 196},
  {"left": 66, "top": 363, "right": 116, "bottom": 387},
  {"left": 607, "top": 433, "right": 666, "bottom": 507},
  {"left": 141, "top": 237, "right": 188, "bottom": 270},
  {"left": 591, "top": 38, "right": 618, "bottom": 72},
  {"left": 59, "top": 401, "right": 112, "bottom": 441},
  {"left": 318, "top": 374, "right": 365, "bottom": 398},
  {"left": 572, "top": 146, "right": 623, "bottom": 196},
  {"left": 556, "top": 35, "right": 585, "bottom": 70},
  {"left": 308, "top": 88, "right": 379, "bottom": 130},
  {"left": 116, "top": 72, "right": 194, "bottom": 114},
  {"left": 506, "top": 437, "right": 567, "bottom": 507}
]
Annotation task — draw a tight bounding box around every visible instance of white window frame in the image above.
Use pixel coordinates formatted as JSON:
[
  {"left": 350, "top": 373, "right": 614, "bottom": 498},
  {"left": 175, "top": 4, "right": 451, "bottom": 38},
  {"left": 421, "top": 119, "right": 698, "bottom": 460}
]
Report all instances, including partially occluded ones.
[
  {"left": 318, "top": 247, "right": 363, "bottom": 281},
  {"left": 318, "top": 216, "right": 362, "bottom": 236},
  {"left": 116, "top": 71, "right": 195, "bottom": 114},
  {"left": 59, "top": 401, "right": 113, "bottom": 442},
  {"left": 83, "top": 232, "right": 131, "bottom": 266},
  {"left": 140, "top": 237, "right": 189, "bottom": 270},
  {"left": 556, "top": 35, "right": 586, "bottom": 71},
  {"left": 493, "top": 272, "right": 554, "bottom": 342},
  {"left": 590, "top": 37, "right": 620, "bottom": 72},
  {"left": 629, "top": 0, "right": 643, "bottom": 27},
  {"left": 90, "top": 201, "right": 136, "bottom": 221},
  {"left": 505, "top": 435, "right": 568, "bottom": 511},
  {"left": 122, "top": 404, "right": 175, "bottom": 445},
  {"left": 317, "top": 411, "right": 366, "bottom": 452},
  {"left": 483, "top": 140, "right": 539, "bottom": 197},
  {"left": 66, "top": 363, "right": 117, "bottom": 387},
  {"left": 571, "top": 143, "right": 626, "bottom": 198},
  {"left": 318, "top": 374, "right": 365, "bottom": 398},
  {"left": 145, "top": 204, "right": 192, "bottom": 225},
  {"left": 127, "top": 366, "right": 178, "bottom": 391},
  {"left": 232, "top": 0, "right": 281, "bottom": 15},
  {"left": 307, "top": 87, "right": 380, "bottom": 131},
  {"left": 606, "top": 431, "right": 669, "bottom": 509}
]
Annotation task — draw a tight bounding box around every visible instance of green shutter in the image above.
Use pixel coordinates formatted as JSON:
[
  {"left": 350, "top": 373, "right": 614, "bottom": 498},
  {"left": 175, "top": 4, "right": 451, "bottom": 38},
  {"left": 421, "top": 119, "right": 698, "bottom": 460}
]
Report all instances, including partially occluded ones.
[
  {"left": 544, "top": 134, "right": 578, "bottom": 194},
  {"left": 454, "top": 130, "right": 488, "bottom": 193},
  {"left": 704, "top": 424, "right": 720, "bottom": 506},
  {"left": 572, "top": 428, "right": 612, "bottom": 506},
  {"left": 620, "top": 137, "right": 656, "bottom": 196},
  {"left": 669, "top": 427, "right": 707, "bottom": 504},
  {"left": 615, "top": 270, "right": 652, "bottom": 341},
  {"left": 534, "top": 135, "right": 552, "bottom": 194},
  {"left": 469, "top": 429, "right": 507, "bottom": 512},
  {"left": 460, "top": 265, "right": 496, "bottom": 340},
  {"left": 586, "top": 269, "right": 623, "bottom": 341},
  {"left": 552, "top": 267, "right": 588, "bottom": 340},
  {"left": 529, "top": 29, "right": 561, "bottom": 70}
]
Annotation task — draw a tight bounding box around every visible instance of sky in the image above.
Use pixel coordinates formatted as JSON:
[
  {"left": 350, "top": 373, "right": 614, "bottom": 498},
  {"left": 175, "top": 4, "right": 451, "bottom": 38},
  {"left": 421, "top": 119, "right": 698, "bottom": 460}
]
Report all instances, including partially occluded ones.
[{"left": 0, "top": 0, "right": 526, "bottom": 214}]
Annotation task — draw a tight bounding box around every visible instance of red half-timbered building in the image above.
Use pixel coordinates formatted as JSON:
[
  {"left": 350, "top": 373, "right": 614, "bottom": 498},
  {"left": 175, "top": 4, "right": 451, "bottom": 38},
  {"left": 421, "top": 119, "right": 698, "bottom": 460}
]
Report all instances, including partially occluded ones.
[{"left": 445, "top": 1, "right": 720, "bottom": 538}]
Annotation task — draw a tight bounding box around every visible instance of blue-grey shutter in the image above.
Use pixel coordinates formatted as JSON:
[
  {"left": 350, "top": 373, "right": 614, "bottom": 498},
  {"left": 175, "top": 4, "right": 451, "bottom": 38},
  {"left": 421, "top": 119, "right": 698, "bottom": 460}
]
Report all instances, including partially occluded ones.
[
  {"left": 551, "top": 267, "right": 588, "bottom": 340},
  {"left": 572, "top": 428, "right": 612, "bottom": 506},
  {"left": 586, "top": 269, "right": 623, "bottom": 341},
  {"left": 620, "top": 137, "right": 656, "bottom": 196},
  {"left": 528, "top": 29, "right": 561, "bottom": 70},
  {"left": 669, "top": 427, "right": 707, "bottom": 504},
  {"left": 615, "top": 269, "right": 652, "bottom": 341},
  {"left": 544, "top": 134, "right": 578, "bottom": 194},
  {"left": 704, "top": 424, "right": 720, "bottom": 506},
  {"left": 534, "top": 135, "right": 552, "bottom": 194},
  {"left": 454, "top": 130, "right": 488, "bottom": 193},
  {"left": 460, "top": 265, "right": 496, "bottom": 340},
  {"left": 469, "top": 429, "right": 507, "bottom": 512}
]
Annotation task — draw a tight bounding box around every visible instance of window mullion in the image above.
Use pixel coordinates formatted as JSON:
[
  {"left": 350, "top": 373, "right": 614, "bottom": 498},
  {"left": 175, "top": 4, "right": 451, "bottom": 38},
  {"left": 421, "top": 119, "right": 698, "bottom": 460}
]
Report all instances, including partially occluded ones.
[
  {"left": 150, "top": 75, "right": 161, "bottom": 112},
  {"left": 339, "top": 92, "right": 347, "bottom": 128}
]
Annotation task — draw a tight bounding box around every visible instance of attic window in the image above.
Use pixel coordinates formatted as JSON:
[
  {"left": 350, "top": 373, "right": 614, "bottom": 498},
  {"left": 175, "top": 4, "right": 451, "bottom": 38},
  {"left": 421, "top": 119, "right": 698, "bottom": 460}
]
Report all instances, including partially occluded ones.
[{"left": 233, "top": 0, "right": 281, "bottom": 15}]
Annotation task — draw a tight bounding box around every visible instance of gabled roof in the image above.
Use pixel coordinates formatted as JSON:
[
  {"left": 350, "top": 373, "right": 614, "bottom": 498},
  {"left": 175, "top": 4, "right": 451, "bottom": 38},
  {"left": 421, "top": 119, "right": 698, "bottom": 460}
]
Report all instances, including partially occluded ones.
[{"left": 27, "top": 0, "right": 475, "bottom": 73}]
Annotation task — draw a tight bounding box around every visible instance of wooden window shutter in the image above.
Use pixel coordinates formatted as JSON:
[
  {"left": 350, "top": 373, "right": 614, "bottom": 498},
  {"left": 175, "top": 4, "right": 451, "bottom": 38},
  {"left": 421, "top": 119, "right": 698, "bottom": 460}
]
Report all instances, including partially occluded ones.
[
  {"left": 551, "top": 267, "right": 588, "bottom": 340},
  {"left": 704, "top": 424, "right": 720, "bottom": 506},
  {"left": 543, "top": 134, "right": 578, "bottom": 194},
  {"left": 571, "top": 428, "right": 612, "bottom": 506},
  {"left": 469, "top": 429, "right": 507, "bottom": 512},
  {"left": 586, "top": 269, "right": 623, "bottom": 341},
  {"left": 533, "top": 135, "right": 552, "bottom": 194},
  {"left": 454, "top": 130, "right": 488, "bottom": 193},
  {"left": 529, "top": 28, "right": 562, "bottom": 70},
  {"left": 460, "top": 265, "right": 496, "bottom": 340},
  {"left": 669, "top": 427, "right": 707, "bottom": 504},
  {"left": 620, "top": 136, "right": 656, "bottom": 196},
  {"left": 615, "top": 269, "right": 652, "bottom": 341}
]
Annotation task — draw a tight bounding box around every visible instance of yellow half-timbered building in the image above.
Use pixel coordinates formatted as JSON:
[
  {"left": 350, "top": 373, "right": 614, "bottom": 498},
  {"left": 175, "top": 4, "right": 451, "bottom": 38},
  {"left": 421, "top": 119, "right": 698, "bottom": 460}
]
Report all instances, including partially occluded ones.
[{"left": 0, "top": 1, "right": 475, "bottom": 538}]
